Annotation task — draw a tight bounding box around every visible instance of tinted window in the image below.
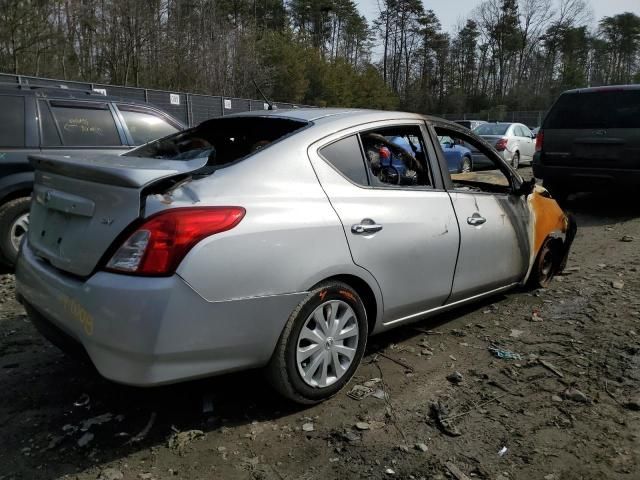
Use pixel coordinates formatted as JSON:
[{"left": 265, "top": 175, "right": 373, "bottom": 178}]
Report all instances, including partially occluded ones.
[
  {"left": 359, "top": 126, "right": 432, "bottom": 187},
  {"left": 38, "top": 100, "right": 61, "bottom": 146},
  {"left": 545, "top": 90, "right": 640, "bottom": 129},
  {"left": 119, "top": 107, "right": 179, "bottom": 145},
  {"left": 474, "top": 124, "right": 510, "bottom": 135},
  {"left": 51, "top": 103, "right": 121, "bottom": 146},
  {"left": 319, "top": 135, "right": 368, "bottom": 185},
  {"left": 0, "top": 96, "right": 25, "bottom": 147}
]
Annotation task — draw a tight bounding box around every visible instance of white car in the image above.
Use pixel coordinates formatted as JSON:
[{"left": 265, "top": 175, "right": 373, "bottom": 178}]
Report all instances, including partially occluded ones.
[{"left": 472, "top": 122, "right": 536, "bottom": 169}]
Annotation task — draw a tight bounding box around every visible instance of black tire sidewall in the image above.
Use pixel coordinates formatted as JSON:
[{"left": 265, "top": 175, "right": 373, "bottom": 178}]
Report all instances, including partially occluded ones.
[
  {"left": 461, "top": 156, "right": 471, "bottom": 173},
  {"left": 0, "top": 197, "right": 31, "bottom": 265},
  {"left": 284, "top": 284, "right": 368, "bottom": 402},
  {"left": 512, "top": 152, "right": 520, "bottom": 168}
]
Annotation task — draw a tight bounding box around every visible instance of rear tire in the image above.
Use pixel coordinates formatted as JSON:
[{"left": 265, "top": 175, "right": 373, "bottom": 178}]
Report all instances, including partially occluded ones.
[
  {"left": 0, "top": 197, "right": 31, "bottom": 268},
  {"left": 511, "top": 151, "right": 520, "bottom": 169},
  {"left": 266, "top": 282, "right": 368, "bottom": 404}
]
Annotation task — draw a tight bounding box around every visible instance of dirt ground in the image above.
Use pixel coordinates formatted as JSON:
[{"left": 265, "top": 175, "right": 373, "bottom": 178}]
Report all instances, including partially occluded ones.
[{"left": 1, "top": 168, "right": 639, "bottom": 480}]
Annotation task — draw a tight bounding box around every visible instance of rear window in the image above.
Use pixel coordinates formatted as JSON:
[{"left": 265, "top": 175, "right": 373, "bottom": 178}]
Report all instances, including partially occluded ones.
[
  {"left": 127, "top": 116, "right": 308, "bottom": 167},
  {"left": 118, "top": 106, "right": 180, "bottom": 145},
  {"left": 545, "top": 90, "right": 640, "bottom": 129},
  {"left": 50, "top": 102, "right": 122, "bottom": 146},
  {"left": 474, "top": 123, "right": 509, "bottom": 135},
  {"left": 0, "top": 96, "right": 25, "bottom": 147}
]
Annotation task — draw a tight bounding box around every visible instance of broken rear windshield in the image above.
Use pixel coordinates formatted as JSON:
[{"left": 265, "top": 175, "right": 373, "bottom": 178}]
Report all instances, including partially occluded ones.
[{"left": 126, "top": 116, "right": 309, "bottom": 167}]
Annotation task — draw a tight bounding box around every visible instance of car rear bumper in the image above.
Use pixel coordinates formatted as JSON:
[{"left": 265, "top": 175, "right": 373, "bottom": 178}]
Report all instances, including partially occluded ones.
[
  {"left": 15, "top": 242, "right": 306, "bottom": 386},
  {"left": 533, "top": 155, "right": 640, "bottom": 189}
]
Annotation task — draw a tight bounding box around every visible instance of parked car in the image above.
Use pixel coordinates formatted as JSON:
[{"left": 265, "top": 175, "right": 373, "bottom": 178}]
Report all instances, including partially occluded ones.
[
  {"left": 471, "top": 122, "right": 535, "bottom": 169},
  {"left": 438, "top": 135, "right": 473, "bottom": 172},
  {"left": 533, "top": 85, "right": 640, "bottom": 201},
  {"left": 15, "top": 109, "right": 575, "bottom": 404},
  {"left": 0, "top": 83, "right": 184, "bottom": 267},
  {"left": 454, "top": 119, "right": 486, "bottom": 130}
]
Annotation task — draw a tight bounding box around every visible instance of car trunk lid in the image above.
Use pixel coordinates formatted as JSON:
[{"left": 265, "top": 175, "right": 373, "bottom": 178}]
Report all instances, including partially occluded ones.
[{"left": 27, "top": 154, "right": 207, "bottom": 277}]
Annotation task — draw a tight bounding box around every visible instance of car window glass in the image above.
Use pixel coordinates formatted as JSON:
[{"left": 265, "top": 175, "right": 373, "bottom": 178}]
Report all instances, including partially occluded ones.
[
  {"left": 38, "top": 100, "right": 61, "bottom": 146},
  {"left": 319, "top": 135, "right": 368, "bottom": 186},
  {"left": 435, "top": 126, "right": 512, "bottom": 195},
  {"left": 438, "top": 136, "right": 453, "bottom": 145},
  {"left": 50, "top": 103, "right": 121, "bottom": 146},
  {"left": 474, "top": 123, "right": 509, "bottom": 135},
  {"left": 359, "top": 125, "right": 432, "bottom": 188},
  {"left": 545, "top": 90, "right": 640, "bottom": 129},
  {"left": 0, "top": 96, "right": 25, "bottom": 147},
  {"left": 118, "top": 107, "right": 180, "bottom": 145}
]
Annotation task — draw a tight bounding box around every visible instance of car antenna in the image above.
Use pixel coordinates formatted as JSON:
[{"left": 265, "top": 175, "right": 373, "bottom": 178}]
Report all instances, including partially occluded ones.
[{"left": 253, "top": 80, "right": 276, "bottom": 111}]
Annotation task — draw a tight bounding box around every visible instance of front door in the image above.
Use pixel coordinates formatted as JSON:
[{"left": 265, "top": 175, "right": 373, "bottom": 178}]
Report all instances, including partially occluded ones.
[
  {"left": 308, "top": 121, "right": 460, "bottom": 324},
  {"left": 431, "top": 124, "right": 530, "bottom": 302}
]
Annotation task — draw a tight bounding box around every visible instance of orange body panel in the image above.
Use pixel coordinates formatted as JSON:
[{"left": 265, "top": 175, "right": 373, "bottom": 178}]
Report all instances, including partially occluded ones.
[{"left": 528, "top": 187, "right": 569, "bottom": 255}]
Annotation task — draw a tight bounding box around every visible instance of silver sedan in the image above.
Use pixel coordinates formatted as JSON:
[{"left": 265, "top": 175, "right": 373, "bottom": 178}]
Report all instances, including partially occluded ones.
[
  {"left": 15, "top": 109, "right": 575, "bottom": 404},
  {"left": 472, "top": 122, "right": 536, "bottom": 169}
]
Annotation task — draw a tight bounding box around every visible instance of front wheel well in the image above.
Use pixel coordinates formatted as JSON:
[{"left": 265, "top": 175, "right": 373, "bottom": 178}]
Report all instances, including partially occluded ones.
[
  {"left": 0, "top": 188, "right": 32, "bottom": 206},
  {"left": 311, "top": 274, "right": 378, "bottom": 335}
]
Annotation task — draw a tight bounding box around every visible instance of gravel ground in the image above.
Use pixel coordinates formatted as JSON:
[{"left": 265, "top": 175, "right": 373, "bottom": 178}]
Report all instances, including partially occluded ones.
[{"left": 1, "top": 170, "right": 639, "bottom": 480}]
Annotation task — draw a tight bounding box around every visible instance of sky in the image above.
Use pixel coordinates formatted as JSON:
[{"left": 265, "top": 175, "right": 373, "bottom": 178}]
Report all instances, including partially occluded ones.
[{"left": 356, "top": 0, "right": 640, "bottom": 34}]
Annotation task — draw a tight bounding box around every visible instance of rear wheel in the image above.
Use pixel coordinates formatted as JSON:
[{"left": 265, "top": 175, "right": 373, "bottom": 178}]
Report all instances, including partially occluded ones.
[
  {"left": 0, "top": 197, "right": 31, "bottom": 267},
  {"left": 460, "top": 156, "right": 472, "bottom": 173},
  {"left": 511, "top": 151, "right": 520, "bottom": 169},
  {"left": 266, "top": 282, "right": 368, "bottom": 404}
]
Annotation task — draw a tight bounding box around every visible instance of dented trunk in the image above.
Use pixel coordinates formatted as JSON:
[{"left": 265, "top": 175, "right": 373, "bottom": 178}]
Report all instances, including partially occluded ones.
[{"left": 27, "top": 154, "right": 207, "bottom": 277}]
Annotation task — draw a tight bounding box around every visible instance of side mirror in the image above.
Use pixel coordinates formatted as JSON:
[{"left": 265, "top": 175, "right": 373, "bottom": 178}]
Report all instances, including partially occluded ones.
[
  {"left": 515, "top": 178, "right": 535, "bottom": 197},
  {"left": 531, "top": 133, "right": 537, "bottom": 139}
]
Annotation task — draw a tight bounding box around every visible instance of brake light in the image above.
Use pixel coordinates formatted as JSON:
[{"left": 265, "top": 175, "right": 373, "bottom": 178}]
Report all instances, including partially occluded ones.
[
  {"left": 495, "top": 138, "right": 508, "bottom": 151},
  {"left": 535, "top": 129, "right": 544, "bottom": 152},
  {"left": 106, "top": 207, "right": 245, "bottom": 275}
]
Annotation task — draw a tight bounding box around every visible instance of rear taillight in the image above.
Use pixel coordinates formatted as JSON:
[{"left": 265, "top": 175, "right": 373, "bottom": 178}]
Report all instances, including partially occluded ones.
[
  {"left": 535, "top": 129, "right": 544, "bottom": 152},
  {"left": 106, "top": 207, "right": 245, "bottom": 276},
  {"left": 495, "top": 138, "right": 508, "bottom": 151}
]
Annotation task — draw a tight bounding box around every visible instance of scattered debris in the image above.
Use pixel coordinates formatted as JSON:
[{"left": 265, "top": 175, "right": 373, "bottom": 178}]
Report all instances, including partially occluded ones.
[
  {"left": 385, "top": 468, "right": 396, "bottom": 475},
  {"left": 340, "top": 430, "right": 361, "bottom": 442},
  {"left": 415, "top": 442, "right": 428, "bottom": 452},
  {"left": 551, "top": 395, "right": 563, "bottom": 403},
  {"left": 430, "top": 401, "right": 461, "bottom": 437},
  {"left": 447, "top": 371, "right": 464, "bottom": 384},
  {"left": 509, "top": 329, "right": 524, "bottom": 338},
  {"left": 355, "top": 422, "right": 370, "bottom": 431},
  {"left": 378, "top": 352, "right": 414, "bottom": 372},
  {"left": 81, "top": 413, "right": 114, "bottom": 431},
  {"left": 128, "top": 412, "right": 157, "bottom": 444},
  {"left": 347, "top": 378, "right": 383, "bottom": 400},
  {"left": 498, "top": 446, "right": 508, "bottom": 456},
  {"left": 620, "top": 235, "right": 634, "bottom": 242},
  {"left": 488, "top": 346, "right": 522, "bottom": 360},
  {"left": 138, "top": 474, "right": 154, "bottom": 480},
  {"left": 302, "top": 422, "right": 314, "bottom": 432},
  {"left": 612, "top": 280, "right": 625, "bottom": 290},
  {"left": 539, "top": 359, "right": 564, "bottom": 378},
  {"left": 563, "top": 388, "right": 589, "bottom": 403},
  {"left": 531, "top": 310, "right": 544, "bottom": 322},
  {"left": 168, "top": 429, "right": 205, "bottom": 454},
  {"left": 77, "top": 432, "right": 94, "bottom": 448},
  {"left": 445, "top": 461, "right": 472, "bottom": 480},
  {"left": 73, "top": 393, "right": 90, "bottom": 408},
  {"left": 97, "top": 468, "right": 124, "bottom": 480}
]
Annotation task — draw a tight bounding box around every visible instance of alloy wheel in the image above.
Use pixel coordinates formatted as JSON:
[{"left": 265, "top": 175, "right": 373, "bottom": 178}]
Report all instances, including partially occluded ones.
[{"left": 9, "top": 213, "right": 29, "bottom": 252}]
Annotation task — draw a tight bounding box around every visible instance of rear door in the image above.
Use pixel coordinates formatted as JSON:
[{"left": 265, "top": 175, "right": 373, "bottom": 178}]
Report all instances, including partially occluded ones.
[
  {"left": 543, "top": 89, "right": 640, "bottom": 170},
  {"left": 37, "top": 99, "right": 130, "bottom": 157},
  {"left": 515, "top": 125, "right": 535, "bottom": 161},
  {"left": 308, "top": 121, "right": 460, "bottom": 324}
]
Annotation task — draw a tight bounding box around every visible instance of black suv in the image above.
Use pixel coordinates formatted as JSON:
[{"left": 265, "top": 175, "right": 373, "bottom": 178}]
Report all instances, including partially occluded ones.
[
  {"left": 0, "top": 84, "right": 184, "bottom": 267},
  {"left": 533, "top": 85, "right": 640, "bottom": 200}
]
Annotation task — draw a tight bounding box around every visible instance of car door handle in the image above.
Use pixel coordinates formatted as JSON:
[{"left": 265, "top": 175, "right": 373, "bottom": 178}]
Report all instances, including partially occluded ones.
[
  {"left": 351, "top": 220, "right": 383, "bottom": 235},
  {"left": 467, "top": 214, "right": 486, "bottom": 226}
]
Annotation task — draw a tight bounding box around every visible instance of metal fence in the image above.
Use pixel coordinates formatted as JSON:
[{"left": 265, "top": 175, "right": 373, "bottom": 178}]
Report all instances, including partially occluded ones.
[
  {"left": 0, "top": 73, "right": 310, "bottom": 127},
  {"left": 437, "top": 110, "right": 547, "bottom": 128}
]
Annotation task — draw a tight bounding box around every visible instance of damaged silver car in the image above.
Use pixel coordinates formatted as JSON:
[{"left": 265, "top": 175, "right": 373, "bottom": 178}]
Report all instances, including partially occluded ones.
[{"left": 15, "top": 109, "right": 576, "bottom": 404}]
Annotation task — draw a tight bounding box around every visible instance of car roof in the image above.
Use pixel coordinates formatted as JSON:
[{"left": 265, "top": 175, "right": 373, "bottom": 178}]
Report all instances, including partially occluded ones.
[
  {"left": 0, "top": 82, "right": 145, "bottom": 104},
  {"left": 562, "top": 84, "right": 640, "bottom": 95}
]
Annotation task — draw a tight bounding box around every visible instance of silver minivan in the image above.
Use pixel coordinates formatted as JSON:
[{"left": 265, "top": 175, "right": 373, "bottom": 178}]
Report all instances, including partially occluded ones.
[{"left": 15, "top": 109, "right": 575, "bottom": 404}]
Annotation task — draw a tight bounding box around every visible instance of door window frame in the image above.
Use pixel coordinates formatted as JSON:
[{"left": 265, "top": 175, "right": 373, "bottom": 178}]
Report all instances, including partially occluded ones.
[
  {"left": 425, "top": 120, "right": 524, "bottom": 196},
  {"left": 313, "top": 119, "right": 447, "bottom": 192}
]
